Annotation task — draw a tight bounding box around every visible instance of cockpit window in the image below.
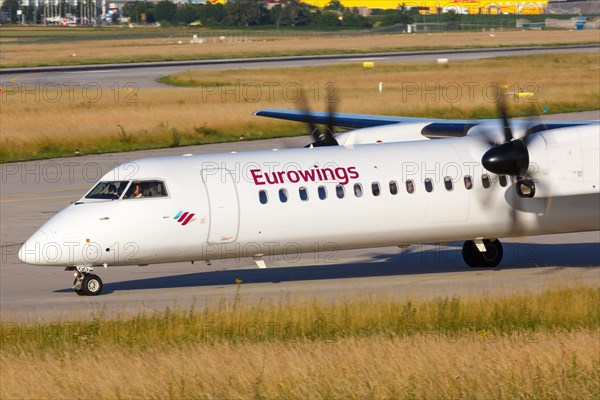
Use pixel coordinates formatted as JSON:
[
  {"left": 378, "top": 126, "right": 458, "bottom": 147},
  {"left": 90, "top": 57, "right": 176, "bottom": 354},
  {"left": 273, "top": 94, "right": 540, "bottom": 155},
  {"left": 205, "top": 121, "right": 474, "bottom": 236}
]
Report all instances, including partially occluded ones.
[
  {"left": 124, "top": 181, "right": 168, "bottom": 199},
  {"left": 85, "top": 181, "right": 128, "bottom": 199}
]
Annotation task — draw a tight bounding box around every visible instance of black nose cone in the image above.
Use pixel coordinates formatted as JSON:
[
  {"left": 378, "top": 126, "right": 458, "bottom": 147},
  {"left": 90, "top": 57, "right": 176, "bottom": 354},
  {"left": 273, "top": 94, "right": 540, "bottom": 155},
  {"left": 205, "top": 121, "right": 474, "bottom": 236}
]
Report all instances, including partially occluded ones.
[{"left": 482, "top": 140, "right": 529, "bottom": 176}]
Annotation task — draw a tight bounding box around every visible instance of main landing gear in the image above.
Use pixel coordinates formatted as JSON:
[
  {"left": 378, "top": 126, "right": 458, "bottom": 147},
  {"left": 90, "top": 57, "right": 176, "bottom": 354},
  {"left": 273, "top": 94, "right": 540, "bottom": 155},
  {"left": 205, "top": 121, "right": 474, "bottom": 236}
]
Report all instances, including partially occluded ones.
[
  {"left": 72, "top": 266, "right": 103, "bottom": 296},
  {"left": 462, "top": 239, "right": 503, "bottom": 268}
]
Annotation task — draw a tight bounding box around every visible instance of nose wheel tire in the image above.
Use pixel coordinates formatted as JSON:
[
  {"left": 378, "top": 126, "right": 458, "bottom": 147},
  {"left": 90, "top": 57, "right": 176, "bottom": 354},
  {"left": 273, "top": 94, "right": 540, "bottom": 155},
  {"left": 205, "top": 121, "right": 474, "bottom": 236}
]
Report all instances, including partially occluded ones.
[
  {"left": 462, "top": 239, "right": 503, "bottom": 268},
  {"left": 74, "top": 274, "right": 103, "bottom": 296}
]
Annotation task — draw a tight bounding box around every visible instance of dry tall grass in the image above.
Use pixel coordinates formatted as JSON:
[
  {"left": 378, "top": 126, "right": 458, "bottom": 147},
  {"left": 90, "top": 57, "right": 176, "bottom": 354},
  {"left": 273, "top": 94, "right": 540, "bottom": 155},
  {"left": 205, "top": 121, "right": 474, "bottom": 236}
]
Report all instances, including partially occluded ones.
[
  {"left": 1, "top": 331, "right": 599, "bottom": 399},
  {"left": 1, "top": 29, "right": 598, "bottom": 67},
  {"left": 1, "top": 287, "right": 599, "bottom": 399},
  {"left": 1, "top": 52, "right": 598, "bottom": 162}
]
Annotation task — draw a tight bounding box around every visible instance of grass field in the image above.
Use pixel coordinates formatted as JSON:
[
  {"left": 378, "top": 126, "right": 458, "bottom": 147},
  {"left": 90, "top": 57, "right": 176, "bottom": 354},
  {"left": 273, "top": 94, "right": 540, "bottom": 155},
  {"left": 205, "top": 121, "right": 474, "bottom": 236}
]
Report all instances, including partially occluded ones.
[
  {"left": 1, "top": 286, "right": 598, "bottom": 399},
  {"left": 1, "top": 28, "right": 598, "bottom": 68},
  {"left": 1, "top": 52, "right": 598, "bottom": 163}
]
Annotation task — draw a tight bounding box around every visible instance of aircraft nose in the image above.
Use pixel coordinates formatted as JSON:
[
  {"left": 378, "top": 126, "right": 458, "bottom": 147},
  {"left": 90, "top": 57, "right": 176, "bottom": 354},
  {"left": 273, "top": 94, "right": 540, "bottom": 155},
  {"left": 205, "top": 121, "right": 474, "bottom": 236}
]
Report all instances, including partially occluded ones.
[{"left": 18, "top": 229, "right": 52, "bottom": 265}]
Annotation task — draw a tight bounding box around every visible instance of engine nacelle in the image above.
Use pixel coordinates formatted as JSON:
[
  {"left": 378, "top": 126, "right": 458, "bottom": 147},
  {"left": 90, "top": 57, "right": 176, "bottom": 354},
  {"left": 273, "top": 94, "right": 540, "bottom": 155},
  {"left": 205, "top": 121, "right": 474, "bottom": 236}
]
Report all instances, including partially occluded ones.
[{"left": 525, "top": 124, "right": 599, "bottom": 198}]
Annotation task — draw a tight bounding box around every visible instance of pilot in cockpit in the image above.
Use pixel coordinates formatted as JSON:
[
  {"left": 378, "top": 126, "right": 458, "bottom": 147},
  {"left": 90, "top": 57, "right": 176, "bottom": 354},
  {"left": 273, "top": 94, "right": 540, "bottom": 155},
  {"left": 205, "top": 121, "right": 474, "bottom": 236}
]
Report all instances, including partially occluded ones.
[
  {"left": 132, "top": 183, "right": 143, "bottom": 198},
  {"left": 107, "top": 184, "right": 118, "bottom": 198}
]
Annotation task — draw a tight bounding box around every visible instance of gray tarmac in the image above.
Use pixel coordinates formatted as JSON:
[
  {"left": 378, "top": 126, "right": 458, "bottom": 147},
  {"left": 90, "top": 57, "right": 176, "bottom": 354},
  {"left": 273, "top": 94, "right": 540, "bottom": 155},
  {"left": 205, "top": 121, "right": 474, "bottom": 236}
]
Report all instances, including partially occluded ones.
[
  {"left": 1, "top": 46, "right": 598, "bottom": 88},
  {"left": 1, "top": 111, "right": 599, "bottom": 322}
]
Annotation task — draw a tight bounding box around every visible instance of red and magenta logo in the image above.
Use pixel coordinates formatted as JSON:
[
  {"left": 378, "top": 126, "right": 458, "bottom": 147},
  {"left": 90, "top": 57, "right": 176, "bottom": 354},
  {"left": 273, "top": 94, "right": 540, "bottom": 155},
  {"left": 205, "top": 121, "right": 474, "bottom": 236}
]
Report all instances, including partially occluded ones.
[
  {"left": 173, "top": 211, "right": 195, "bottom": 226},
  {"left": 250, "top": 165, "right": 359, "bottom": 186}
]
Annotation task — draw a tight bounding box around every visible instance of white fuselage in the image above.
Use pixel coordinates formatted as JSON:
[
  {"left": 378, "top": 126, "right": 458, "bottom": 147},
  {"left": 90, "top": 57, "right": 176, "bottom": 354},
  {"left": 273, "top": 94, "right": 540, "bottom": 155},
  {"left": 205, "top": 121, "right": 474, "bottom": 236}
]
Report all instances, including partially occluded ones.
[{"left": 18, "top": 124, "right": 600, "bottom": 268}]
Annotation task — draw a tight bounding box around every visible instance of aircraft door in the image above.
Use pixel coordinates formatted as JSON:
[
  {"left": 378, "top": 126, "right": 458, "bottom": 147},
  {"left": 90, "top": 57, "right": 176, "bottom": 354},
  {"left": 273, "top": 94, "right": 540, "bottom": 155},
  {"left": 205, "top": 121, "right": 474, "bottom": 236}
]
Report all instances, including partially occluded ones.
[{"left": 201, "top": 169, "right": 240, "bottom": 244}]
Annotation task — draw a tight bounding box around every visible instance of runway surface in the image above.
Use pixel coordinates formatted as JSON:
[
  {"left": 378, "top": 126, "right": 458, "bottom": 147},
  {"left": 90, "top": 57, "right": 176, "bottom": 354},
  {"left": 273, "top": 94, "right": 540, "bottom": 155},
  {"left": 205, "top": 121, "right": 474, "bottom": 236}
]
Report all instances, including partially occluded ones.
[
  {"left": 1, "top": 110, "right": 599, "bottom": 322},
  {"left": 1, "top": 46, "right": 598, "bottom": 88}
]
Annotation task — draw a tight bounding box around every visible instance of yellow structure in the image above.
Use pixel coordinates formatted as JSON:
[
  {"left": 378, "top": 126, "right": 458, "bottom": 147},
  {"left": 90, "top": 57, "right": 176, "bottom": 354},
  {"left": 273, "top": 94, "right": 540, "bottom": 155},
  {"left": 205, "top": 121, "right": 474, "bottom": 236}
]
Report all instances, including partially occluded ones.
[
  {"left": 206, "top": 0, "right": 547, "bottom": 15},
  {"left": 303, "top": 1, "right": 548, "bottom": 14}
]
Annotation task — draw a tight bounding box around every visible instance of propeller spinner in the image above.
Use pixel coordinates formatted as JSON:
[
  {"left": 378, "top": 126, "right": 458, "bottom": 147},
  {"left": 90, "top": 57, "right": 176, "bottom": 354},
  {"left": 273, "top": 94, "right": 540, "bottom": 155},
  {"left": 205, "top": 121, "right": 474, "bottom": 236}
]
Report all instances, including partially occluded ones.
[{"left": 481, "top": 93, "right": 536, "bottom": 198}]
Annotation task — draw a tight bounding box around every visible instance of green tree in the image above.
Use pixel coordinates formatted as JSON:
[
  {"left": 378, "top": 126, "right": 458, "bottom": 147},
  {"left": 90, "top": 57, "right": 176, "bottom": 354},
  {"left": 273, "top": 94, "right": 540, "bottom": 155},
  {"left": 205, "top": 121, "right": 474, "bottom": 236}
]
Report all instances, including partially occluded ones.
[
  {"left": 201, "top": 3, "right": 226, "bottom": 25},
  {"left": 324, "top": 0, "right": 344, "bottom": 12},
  {"left": 1, "top": 0, "right": 20, "bottom": 23},
  {"left": 173, "top": 4, "right": 199, "bottom": 25},
  {"left": 341, "top": 12, "right": 372, "bottom": 28},
  {"left": 154, "top": 0, "right": 177, "bottom": 23},
  {"left": 319, "top": 11, "right": 341, "bottom": 27},
  {"left": 225, "top": 0, "right": 268, "bottom": 26},
  {"left": 122, "top": 1, "right": 153, "bottom": 23},
  {"left": 381, "top": 4, "right": 415, "bottom": 27},
  {"left": 444, "top": 9, "right": 461, "bottom": 21},
  {"left": 272, "top": 0, "right": 310, "bottom": 27}
]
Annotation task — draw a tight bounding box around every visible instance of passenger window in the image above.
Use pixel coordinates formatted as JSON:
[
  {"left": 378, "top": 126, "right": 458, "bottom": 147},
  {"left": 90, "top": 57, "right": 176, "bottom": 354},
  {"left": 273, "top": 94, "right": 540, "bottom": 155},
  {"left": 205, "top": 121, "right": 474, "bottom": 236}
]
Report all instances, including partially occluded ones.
[
  {"left": 464, "top": 175, "right": 473, "bottom": 190},
  {"left": 406, "top": 180, "right": 415, "bottom": 194},
  {"left": 499, "top": 175, "right": 508, "bottom": 187},
  {"left": 354, "top": 183, "right": 363, "bottom": 198},
  {"left": 279, "top": 188, "right": 288, "bottom": 203},
  {"left": 336, "top": 184, "right": 345, "bottom": 199},
  {"left": 482, "top": 174, "right": 491, "bottom": 189},
  {"left": 124, "top": 180, "right": 168, "bottom": 199},
  {"left": 372, "top": 182, "right": 381, "bottom": 196},
  {"left": 85, "top": 180, "right": 128, "bottom": 199},
  {"left": 424, "top": 178, "right": 434, "bottom": 193},
  {"left": 318, "top": 186, "right": 327, "bottom": 200},
  {"left": 389, "top": 181, "right": 398, "bottom": 195},
  {"left": 299, "top": 187, "right": 309, "bottom": 201},
  {"left": 444, "top": 177, "right": 453, "bottom": 191},
  {"left": 259, "top": 190, "right": 268, "bottom": 204}
]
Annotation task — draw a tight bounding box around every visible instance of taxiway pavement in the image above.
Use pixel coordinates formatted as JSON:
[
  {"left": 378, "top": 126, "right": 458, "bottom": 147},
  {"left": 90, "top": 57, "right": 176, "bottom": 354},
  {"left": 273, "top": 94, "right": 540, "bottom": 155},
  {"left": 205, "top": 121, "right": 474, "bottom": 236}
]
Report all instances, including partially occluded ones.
[{"left": 2, "top": 46, "right": 598, "bottom": 89}]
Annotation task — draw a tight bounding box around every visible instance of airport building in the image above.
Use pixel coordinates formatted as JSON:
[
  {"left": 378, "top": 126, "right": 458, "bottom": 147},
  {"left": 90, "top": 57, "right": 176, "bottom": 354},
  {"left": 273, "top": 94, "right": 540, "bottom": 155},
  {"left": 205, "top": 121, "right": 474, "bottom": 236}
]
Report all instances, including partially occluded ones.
[
  {"left": 191, "top": 0, "right": 548, "bottom": 14},
  {"left": 303, "top": 1, "right": 549, "bottom": 15},
  {"left": 1, "top": 0, "right": 106, "bottom": 24},
  {"left": 4, "top": 0, "right": 598, "bottom": 24}
]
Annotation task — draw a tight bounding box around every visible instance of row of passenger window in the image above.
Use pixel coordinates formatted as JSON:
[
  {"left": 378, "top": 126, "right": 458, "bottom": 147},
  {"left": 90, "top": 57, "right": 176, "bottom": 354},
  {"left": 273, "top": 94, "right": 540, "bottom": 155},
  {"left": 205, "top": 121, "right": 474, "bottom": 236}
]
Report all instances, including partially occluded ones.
[{"left": 258, "top": 174, "right": 508, "bottom": 204}]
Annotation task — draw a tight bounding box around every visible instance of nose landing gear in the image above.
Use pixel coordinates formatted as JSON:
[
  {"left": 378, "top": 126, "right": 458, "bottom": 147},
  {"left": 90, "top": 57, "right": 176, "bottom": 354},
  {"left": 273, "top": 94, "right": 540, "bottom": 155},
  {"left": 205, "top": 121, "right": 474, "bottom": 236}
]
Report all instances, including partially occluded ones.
[
  {"left": 462, "top": 239, "right": 503, "bottom": 268},
  {"left": 72, "top": 266, "right": 103, "bottom": 296}
]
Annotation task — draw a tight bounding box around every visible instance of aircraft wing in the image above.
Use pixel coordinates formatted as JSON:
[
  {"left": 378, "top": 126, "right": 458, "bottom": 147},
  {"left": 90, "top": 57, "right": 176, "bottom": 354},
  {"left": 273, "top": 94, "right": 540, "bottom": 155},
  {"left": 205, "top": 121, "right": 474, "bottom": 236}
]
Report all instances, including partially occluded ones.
[
  {"left": 254, "top": 109, "right": 594, "bottom": 139},
  {"left": 253, "top": 109, "right": 437, "bottom": 129}
]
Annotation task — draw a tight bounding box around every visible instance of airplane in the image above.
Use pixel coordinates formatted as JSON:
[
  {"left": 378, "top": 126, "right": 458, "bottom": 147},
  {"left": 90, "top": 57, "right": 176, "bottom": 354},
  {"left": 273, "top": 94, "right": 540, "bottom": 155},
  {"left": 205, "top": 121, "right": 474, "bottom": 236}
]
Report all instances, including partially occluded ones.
[{"left": 18, "top": 99, "right": 600, "bottom": 296}]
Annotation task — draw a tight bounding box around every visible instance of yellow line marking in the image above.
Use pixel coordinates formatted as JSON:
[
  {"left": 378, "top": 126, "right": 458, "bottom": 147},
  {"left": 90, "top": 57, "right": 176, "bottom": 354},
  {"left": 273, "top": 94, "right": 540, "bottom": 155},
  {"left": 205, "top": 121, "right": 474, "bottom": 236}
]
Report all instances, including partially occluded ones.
[
  {"left": 9, "top": 75, "right": 22, "bottom": 83},
  {"left": 0, "top": 186, "right": 88, "bottom": 199},
  {"left": 0, "top": 194, "right": 79, "bottom": 203}
]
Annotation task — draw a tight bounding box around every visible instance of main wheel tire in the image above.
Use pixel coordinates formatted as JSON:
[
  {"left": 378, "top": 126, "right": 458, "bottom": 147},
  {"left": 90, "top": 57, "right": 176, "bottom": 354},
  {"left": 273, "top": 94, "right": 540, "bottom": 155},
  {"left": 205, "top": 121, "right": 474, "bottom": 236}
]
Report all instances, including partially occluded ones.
[
  {"left": 462, "top": 239, "right": 503, "bottom": 268},
  {"left": 80, "top": 274, "right": 103, "bottom": 296},
  {"left": 480, "top": 239, "right": 503, "bottom": 268},
  {"left": 462, "top": 240, "right": 478, "bottom": 267}
]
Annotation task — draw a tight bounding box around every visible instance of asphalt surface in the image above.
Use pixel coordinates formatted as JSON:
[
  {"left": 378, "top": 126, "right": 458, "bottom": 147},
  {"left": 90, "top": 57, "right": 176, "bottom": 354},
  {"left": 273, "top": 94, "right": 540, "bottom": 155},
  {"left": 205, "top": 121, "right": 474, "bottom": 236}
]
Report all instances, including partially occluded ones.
[
  {"left": 1, "top": 111, "right": 599, "bottom": 322},
  {"left": 1, "top": 45, "right": 598, "bottom": 88}
]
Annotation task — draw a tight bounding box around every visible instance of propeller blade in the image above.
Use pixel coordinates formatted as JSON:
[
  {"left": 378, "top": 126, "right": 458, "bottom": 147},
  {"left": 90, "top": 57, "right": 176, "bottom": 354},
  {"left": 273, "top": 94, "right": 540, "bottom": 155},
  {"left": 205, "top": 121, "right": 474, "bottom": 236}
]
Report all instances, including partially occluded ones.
[
  {"left": 478, "top": 92, "right": 545, "bottom": 237},
  {"left": 509, "top": 185, "right": 524, "bottom": 236},
  {"left": 497, "top": 89, "right": 513, "bottom": 143},
  {"left": 299, "top": 92, "right": 339, "bottom": 148},
  {"left": 298, "top": 95, "right": 321, "bottom": 144},
  {"left": 483, "top": 89, "right": 531, "bottom": 177},
  {"left": 523, "top": 102, "right": 547, "bottom": 138},
  {"left": 471, "top": 124, "right": 501, "bottom": 148},
  {"left": 323, "top": 99, "right": 339, "bottom": 146}
]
